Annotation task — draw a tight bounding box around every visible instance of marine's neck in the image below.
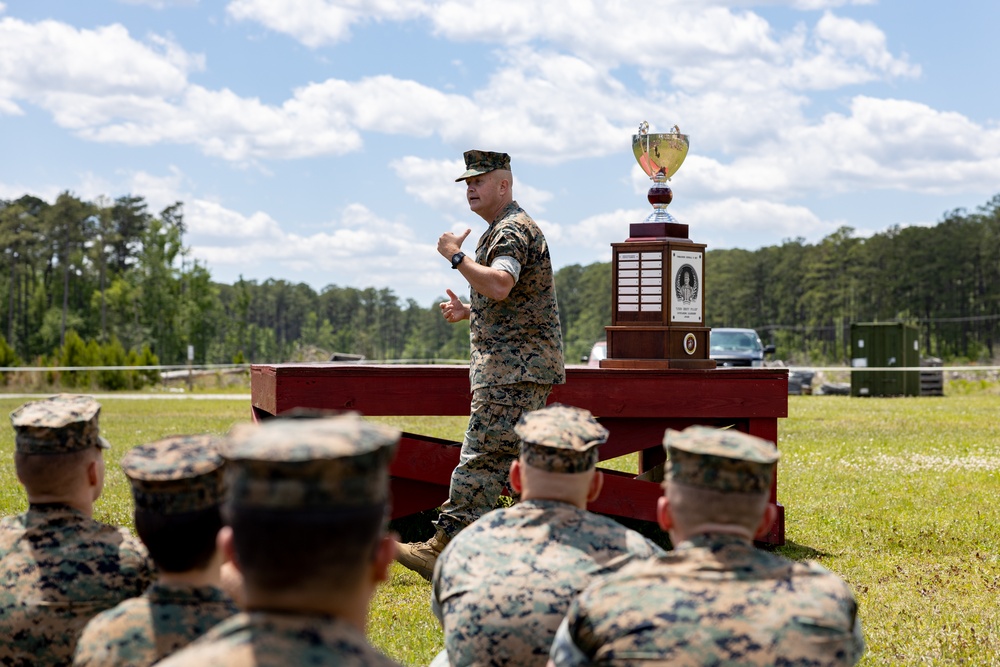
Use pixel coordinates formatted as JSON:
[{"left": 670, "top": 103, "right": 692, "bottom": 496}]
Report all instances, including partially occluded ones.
[
  {"left": 27, "top": 492, "right": 93, "bottom": 517},
  {"left": 158, "top": 552, "right": 224, "bottom": 589},
  {"left": 244, "top": 583, "right": 371, "bottom": 632}
]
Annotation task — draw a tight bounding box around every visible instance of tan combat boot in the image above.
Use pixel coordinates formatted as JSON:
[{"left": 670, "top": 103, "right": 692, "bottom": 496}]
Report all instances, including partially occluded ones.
[{"left": 396, "top": 529, "right": 450, "bottom": 582}]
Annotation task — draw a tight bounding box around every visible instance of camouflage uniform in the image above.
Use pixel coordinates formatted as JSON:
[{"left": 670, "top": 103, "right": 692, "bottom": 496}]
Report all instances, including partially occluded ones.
[
  {"left": 158, "top": 414, "right": 403, "bottom": 667},
  {"left": 549, "top": 426, "right": 865, "bottom": 666},
  {"left": 158, "top": 611, "right": 399, "bottom": 667},
  {"left": 0, "top": 395, "right": 155, "bottom": 667},
  {"left": 72, "top": 583, "right": 237, "bottom": 667},
  {"left": 73, "top": 434, "right": 237, "bottom": 667},
  {"left": 437, "top": 150, "right": 565, "bottom": 537},
  {"left": 433, "top": 405, "right": 663, "bottom": 667}
]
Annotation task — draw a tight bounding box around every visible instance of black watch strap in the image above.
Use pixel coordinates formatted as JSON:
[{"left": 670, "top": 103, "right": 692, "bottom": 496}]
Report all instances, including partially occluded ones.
[{"left": 450, "top": 252, "right": 466, "bottom": 269}]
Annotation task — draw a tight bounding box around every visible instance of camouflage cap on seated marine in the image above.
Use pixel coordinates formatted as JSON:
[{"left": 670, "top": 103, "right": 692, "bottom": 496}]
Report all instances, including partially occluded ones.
[
  {"left": 515, "top": 404, "right": 608, "bottom": 474},
  {"left": 663, "top": 425, "right": 779, "bottom": 494},
  {"left": 223, "top": 413, "right": 400, "bottom": 510},
  {"left": 121, "top": 434, "right": 226, "bottom": 515},
  {"left": 9, "top": 393, "right": 111, "bottom": 454},
  {"left": 455, "top": 150, "right": 512, "bottom": 182}
]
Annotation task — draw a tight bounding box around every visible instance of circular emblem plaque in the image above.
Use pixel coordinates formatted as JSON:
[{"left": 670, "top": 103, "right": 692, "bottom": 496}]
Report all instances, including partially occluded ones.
[{"left": 683, "top": 332, "right": 697, "bottom": 355}]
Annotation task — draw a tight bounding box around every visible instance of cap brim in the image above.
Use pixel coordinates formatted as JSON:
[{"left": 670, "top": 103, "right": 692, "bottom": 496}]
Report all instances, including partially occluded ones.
[
  {"left": 97, "top": 436, "right": 111, "bottom": 450},
  {"left": 455, "top": 168, "right": 489, "bottom": 182}
]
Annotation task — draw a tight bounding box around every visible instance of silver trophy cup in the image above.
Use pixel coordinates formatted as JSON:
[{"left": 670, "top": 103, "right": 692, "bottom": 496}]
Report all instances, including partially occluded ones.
[{"left": 632, "top": 121, "right": 689, "bottom": 223}]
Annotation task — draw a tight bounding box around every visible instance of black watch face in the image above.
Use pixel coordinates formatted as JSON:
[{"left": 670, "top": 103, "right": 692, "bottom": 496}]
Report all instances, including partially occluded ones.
[{"left": 452, "top": 253, "right": 463, "bottom": 266}]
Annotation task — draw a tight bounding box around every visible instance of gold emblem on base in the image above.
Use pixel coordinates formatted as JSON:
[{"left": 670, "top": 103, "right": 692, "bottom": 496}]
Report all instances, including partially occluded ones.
[{"left": 683, "top": 333, "right": 698, "bottom": 355}]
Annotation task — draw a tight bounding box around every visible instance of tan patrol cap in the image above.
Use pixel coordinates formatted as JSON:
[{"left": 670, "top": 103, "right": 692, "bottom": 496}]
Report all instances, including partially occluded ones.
[
  {"left": 10, "top": 394, "right": 111, "bottom": 454},
  {"left": 664, "top": 425, "right": 779, "bottom": 494},
  {"left": 515, "top": 404, "right": 608, "bottom": 474},
  {"left": 455, "top": 150, "right": 511, "bottom": 182},
  {"left": 121, "top": 434, "right": 226, "bottom": 515},
  {"left": 223, "top": 413, "right": 400, "bottom": 511}
]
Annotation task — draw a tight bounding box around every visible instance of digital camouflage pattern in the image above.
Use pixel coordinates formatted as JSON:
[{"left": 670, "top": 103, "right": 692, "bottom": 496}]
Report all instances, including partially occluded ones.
[
  {"left": 469, "top": 200, "right": 565, "bottom": 391},
  {"left": 155, "top": 611, "right": 403, "bottom": 666},
  {"left": 223, "top": 414, "right": 400, "bottom": 510},
  {"left": 433, "top": 199, "right": 566, "bottom": 537},
  {"left": 10, "top": 394, "right": 110, "bottom": 454},
  {"left": 665, "top": 425, "right": 779, "bottom": 494},
  {"left": 515, "top": 404, "right": 608, "bottom": 474},
  {"left": 121, "top": 434, "right": 226, "bottom": 515},
  {"left": 435, "top": 382, "right": 550, "bottom": 537},
  {"left": 433, "top": 499, "right": 664, "bottom": 667},
  {"left": 549, "top": 533, "right": 865, "bottom": 666},
  {"left": 73, "top": 582, "right": 237, "bottom": 667},
  {"left": 455, "top": 149, "right": 511, "bottom": 181},
  {"left": 0, "top": 504, "right": 156, "bottom": 667}
]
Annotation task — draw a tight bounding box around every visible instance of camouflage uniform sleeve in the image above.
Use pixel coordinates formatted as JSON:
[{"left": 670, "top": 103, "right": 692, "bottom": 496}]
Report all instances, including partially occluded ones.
[
  {"left": 483, "top": 217, "right": 530, "bottom": 269},
  {"left": 629, "top": 530, "right": 666, "bottom": 558},
  {"left": 430, "top": 571, "right": 445, "bottom": 626},
  {"left": 119, "top": 529, "right": 157, "bottom": 594},
  {"left": 72, "top": 611, "right": 117, "bottom": 667},
  {"left": 850, "top": 612, "right": 866, "bottom": 663},
  {"left": 548, "top": 616, "right": 593, "bottom": 667}
]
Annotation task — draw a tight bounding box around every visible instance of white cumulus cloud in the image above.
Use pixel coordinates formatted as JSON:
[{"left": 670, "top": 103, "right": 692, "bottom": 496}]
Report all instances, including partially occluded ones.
[{"left": 226, "top": 0, "right": 427, "bottom": 47}]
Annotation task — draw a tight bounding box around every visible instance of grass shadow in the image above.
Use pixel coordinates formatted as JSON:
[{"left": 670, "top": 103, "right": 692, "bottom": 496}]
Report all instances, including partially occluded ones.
[{"left": 771, "top": 540, "right": 833, "bottom": 561}]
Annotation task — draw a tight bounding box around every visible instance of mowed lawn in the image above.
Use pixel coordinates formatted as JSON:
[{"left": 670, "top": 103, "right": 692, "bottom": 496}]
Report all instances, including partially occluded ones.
[{"left": 0, "top": 391, "right": 998, "bottom": 665}]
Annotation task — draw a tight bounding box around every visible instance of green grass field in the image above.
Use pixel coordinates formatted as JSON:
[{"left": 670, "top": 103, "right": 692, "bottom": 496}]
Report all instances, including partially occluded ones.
[{"left": 1, "top": 391, "right": 998, "bottom": 666}]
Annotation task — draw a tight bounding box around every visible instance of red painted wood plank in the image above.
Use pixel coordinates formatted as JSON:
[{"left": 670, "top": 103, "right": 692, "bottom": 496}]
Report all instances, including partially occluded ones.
[
  {"left": 587, "top": 470, "right": 662, "bottom": 523},
  {"left": 390, "top": 478, "right": 449, "bottom": 519},
  {"left": 251, "top": 364, "right": 788, "bottom": 420},
  {"left": 389, "top": 433, "right": 462, "bottom": 485}
]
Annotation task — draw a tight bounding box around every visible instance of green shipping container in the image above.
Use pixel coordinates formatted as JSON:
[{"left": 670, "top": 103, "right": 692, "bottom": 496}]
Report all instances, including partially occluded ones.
[{"left": 850, "top": 323, "right": 920, "bottom": 397}]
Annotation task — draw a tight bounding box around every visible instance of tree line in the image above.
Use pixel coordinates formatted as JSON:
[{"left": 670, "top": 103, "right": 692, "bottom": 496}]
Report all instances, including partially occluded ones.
[
  {"left": 707, "top": 194, "right": 1000, "bottom": 363},
  {"left": 1, "top": 191, "right": 998, "bottom": 387}
]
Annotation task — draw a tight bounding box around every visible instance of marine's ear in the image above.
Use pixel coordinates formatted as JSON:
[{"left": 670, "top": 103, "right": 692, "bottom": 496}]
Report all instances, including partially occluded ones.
[
  {"left": 586, "top": 470, "right": 604, "bottom": 503},
  {"left": 656, "top": 495, "right": 674, "bottom": 532},
  {"left": 509, "top": 459, "right": 525, "bottom": 495},
  {"left": 753, "top": 504, "right": 778, "bottom": 540},
  {"left": 373, "top": 534, "right": 396, "bottom": 584}
]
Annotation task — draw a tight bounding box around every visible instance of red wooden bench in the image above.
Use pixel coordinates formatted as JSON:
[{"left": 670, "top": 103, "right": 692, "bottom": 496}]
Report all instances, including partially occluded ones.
[{"left": 250, "top": 364, "right": 788, "bottom": 545}]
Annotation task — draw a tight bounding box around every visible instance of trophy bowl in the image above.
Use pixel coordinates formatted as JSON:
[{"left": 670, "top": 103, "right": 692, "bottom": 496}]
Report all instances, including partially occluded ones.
[
  {"left": 632, "top": 126, "right": 689, "bottom": 182},
  {"left": 632, "top": 122, "right": 688, "bottom": 223}
]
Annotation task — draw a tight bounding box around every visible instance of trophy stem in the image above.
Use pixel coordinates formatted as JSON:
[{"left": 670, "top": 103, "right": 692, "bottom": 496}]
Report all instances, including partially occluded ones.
[{"left": 645, "top": 182, "right": 676, "bottom": 223}]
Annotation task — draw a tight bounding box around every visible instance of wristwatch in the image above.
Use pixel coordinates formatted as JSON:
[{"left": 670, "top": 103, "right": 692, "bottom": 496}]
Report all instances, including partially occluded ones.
[{"left": 450, "top": 252, "right": 466, "bottom": 269}]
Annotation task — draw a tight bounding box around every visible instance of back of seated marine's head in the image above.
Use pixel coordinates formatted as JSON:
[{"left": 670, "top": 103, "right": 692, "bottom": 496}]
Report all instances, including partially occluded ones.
[
  {"left": 10, "top": 394, "right": 109, "bottom": 499},
  {"left": 662, "top": 425, "right": 780, "bottom": 536},
  {"left": 221, "top": 412, "right": 400, "bottom": 594},
  {"left": 121, "top": 434, "right": 227, "bottom": 574}
]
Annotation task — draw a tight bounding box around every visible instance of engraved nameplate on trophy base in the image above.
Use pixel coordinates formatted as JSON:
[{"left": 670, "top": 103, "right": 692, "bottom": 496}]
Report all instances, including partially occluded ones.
[{"left": 601, "top": 240, "right": 715, "bottom": 370}]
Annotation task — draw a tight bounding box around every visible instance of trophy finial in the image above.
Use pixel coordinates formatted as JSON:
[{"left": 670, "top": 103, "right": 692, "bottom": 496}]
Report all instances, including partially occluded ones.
[{"left": 638, "top": 120, "right": 649, "bottom": 136}]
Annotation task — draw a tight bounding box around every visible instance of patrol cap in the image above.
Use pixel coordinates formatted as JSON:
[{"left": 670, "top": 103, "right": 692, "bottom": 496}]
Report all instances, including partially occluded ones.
[
  {"left": 455, "top": 150, "right": 512, "bottom": 182},
  {"left": 121, "top": 434, "right": 226, "bottom": 515},
  {"left": 10, "top": 394, "right": 110, "bottom": 454},
  {"left": 515, "top": 404, "right": 608, "bottom": 474},
  {"left": 223, "top": 413, "right": 400, "bottom": 511},
  {"left": 664, "top": 425, "right": 779, "bottom": 494}
]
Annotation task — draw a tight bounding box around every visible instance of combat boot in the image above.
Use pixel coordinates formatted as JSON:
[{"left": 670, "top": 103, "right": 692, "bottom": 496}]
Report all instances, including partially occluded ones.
[{"left": 396, "top": 529, "right": 450, "bottom": 582}]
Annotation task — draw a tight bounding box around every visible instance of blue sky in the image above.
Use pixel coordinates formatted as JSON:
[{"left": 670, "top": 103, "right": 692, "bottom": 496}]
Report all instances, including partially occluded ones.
[{"left": 1, "top": 1, "right": 998, "bottom": 307}]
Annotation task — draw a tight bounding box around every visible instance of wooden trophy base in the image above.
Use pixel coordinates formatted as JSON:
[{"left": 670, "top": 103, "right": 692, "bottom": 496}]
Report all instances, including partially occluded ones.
[
  {"left": 600, "top": 325, "right": 716, "bottom": 370},
  {"left": 600, "top": 358, "right": 717, "bottom": 370},
  {"left": 628, "top": 221, "right": 690, "bottom": 241}
]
